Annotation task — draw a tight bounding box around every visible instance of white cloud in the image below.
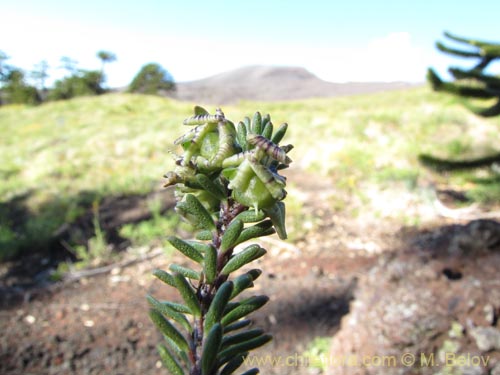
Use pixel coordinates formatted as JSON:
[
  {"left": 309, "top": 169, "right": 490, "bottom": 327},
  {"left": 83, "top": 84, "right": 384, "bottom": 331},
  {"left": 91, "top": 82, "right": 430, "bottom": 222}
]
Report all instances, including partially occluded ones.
[
  {"left": 1, "top": 11, "right": 431, "bottom": 87},
  {"left": 309, "top": 32, "right": 428, "bottom": 83}
]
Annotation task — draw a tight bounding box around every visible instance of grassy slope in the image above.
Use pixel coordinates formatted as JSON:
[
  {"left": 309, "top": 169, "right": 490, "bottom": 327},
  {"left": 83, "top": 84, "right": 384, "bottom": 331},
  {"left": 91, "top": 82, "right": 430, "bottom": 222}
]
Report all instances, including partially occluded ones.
[{"left": 1, "top": 89, "right": 499, "bottom": 258}]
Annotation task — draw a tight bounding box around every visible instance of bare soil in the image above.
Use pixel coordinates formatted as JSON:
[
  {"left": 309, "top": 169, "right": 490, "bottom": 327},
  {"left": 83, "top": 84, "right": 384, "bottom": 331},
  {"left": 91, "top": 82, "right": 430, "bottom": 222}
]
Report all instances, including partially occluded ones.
[{"left": 1, "top": 168, "right": 498, "bottom": 375}]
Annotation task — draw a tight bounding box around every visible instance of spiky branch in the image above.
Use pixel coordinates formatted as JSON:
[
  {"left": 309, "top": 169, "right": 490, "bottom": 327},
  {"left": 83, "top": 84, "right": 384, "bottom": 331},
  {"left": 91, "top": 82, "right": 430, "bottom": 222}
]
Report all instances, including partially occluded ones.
[{"left": 422, "top": 32, "right": 500, "bottom": 172}]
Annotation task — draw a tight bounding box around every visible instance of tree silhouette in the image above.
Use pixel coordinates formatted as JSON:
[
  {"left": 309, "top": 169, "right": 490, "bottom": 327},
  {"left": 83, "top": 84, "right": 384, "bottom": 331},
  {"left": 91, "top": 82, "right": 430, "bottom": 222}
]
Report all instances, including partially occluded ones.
[
  {"left": 0, "top": 50, "right": 12, "bottom": 84},
  {"left": 422, "top": 31, "right": 500, "bottom": 172},
  {"left": 128, "top": 63, "right": 175, "bottom": 95},
  {"left": 59, "top": 56, "right": 79, "bottom": 76},
  {"left": 2, "top": 68, "right": 40, "bottom": 105},
  {"left": 96, "top": 50, "right": 116, "bottom": 88},
  {"left": 31, "top": 60, "right": 50, "bottom": 100}
]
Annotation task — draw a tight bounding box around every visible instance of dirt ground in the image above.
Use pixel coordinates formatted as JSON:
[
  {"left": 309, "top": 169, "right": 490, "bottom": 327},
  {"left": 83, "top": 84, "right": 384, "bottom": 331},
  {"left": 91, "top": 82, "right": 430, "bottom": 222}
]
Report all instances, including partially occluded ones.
[{"left": 0, "top": 169, "right": 497, "bottom": 375}]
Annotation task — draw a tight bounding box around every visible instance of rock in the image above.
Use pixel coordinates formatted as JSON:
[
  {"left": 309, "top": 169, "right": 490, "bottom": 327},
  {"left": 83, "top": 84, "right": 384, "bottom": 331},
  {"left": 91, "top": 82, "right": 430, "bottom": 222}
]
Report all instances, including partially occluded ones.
[
  {"left": 491, "top": 361, "right": 500, "bottom": 375},
  {"left": 327, "top": 229, "right": 500, "bottom": 375},
  {"left": 469, "top": 326, "right": 500, "bottom": 351}
]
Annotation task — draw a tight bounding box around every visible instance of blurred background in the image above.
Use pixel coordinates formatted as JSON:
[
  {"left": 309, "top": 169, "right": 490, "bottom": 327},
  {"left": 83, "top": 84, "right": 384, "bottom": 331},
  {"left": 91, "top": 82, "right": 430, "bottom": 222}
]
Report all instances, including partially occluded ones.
[{"left": 1, "top": 1, "right": 500, "bottom": 374}]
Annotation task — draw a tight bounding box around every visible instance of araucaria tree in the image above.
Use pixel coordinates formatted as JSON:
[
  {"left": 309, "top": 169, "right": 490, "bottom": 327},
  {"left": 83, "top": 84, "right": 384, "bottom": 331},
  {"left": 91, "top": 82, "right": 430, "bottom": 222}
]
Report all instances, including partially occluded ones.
[
  {"left": 422, "top": 31, "right": 500, "bottom": 171},
  {"left": 148, "top": 107, "right": 293, "bottom": 374}
]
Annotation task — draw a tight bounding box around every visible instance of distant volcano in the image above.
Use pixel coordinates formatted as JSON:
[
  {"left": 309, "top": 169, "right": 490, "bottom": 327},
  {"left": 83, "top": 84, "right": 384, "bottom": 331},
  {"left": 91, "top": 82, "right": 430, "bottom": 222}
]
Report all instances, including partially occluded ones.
[{"left": 171, "top": 65, "right": 419, "bottom": 104}]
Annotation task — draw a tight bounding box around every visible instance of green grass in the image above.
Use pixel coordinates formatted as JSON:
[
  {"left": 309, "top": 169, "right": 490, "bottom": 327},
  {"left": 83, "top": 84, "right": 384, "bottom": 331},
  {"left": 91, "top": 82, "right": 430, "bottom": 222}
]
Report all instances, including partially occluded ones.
[{"left": 1, "top": 89, "right": 499, "bottom": 260}]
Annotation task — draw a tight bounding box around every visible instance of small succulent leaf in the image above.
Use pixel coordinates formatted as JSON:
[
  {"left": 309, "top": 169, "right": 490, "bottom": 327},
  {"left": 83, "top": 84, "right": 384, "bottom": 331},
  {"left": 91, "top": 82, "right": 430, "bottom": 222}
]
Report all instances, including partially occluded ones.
[
  {"left": 261, "top": 113, "right": 271, "bottom": 128},
  {"left": 174, "top": 273, "right": 201, "bottom": 317},
  {"left": 230, "top": 273, "right": 254, "bottom": 299},
  {"left": 195, "top": 174, "right": 226, "bottom": 200},
  {"left": 194, "top": 105, "right": 209, "bottom": 116},
  {"left": 271, "top": 122, "right": 288, "bottom": 144},
  {"left": 223, "top": 301, "right": 240, "bottom": 315},
  {"left": 234, "top": 220, "right": 274, "bottom": 246},
  {"left": 149, "top": 309, "right": 189, "bottom": 353},
  {"left": 261, "top": 121, "right": 273, "bottom": 140},
  {"left": 204, "top": 244, "right": 217, "bottom": 284},
  {"left": 220, "top": 245, "right": 267, "bottom": 276},
  {"left": 204, "top": 281, "right": 234, "bottom": 333},
  {"left": 185, "top": 194, "right": 216, "bottom": 231},
  {"left": 223, "top": 319, "right": 252, "bottom": 333},
  {"left": 219, "top": 352, "right": 249, "bottom": 375},
  {"left": 234, "top": 209, "right": 266, "bottom": 223},
  {"left": 221, "top": 329, "right": 265, "bottom": 349},
  {"left": 220, "top": 219, "right": 244, "bottom": 253},
  {"left": 243, "top": 117, "right": 251, "bottom": 133},
  {"left": 152, "top": 269, "right": 176, "bottom": 287},
  {"left": 185, "top": 240, "right": 212, "bottom": 253},
  {"left": 246, "top": 269, "right": 262, "bottom": 281},
  {"left": 218, "top": 334, "right": 272, "bottom": 367},
  {"left": 221, "top": 295, "right": 269, "bottom": 326},
  {"left": 201, "top": 323, "right": 223, "bottom": 375},
  {"left": 251, "top": 112, "right": 263, "bottom": 135},
  {"left": 236, "top": 121, "right": 248, "bottom": 151},
  {"left": 169, "top": 264, "right": 200, "bottom": 280},
  {"left": 163, "top": 335, "right": 190, "bottom": 366},
  {"left": 263, "top": 201, "right": 287, "bottom": 240},
  {"left": 157, "top": 344, "right": 185, "bottom": 375},
  {"left": 162, "top": 301, "right": 192, "bottom": 314},
  {"left": 167, "top": 236, "right": 204, "bottom": 263},
  {"left": 147, "top": 295, "right": 192, "bottom": 332},
  {"left": 195, "top": 230, "right": 213, "bottom": 241}
]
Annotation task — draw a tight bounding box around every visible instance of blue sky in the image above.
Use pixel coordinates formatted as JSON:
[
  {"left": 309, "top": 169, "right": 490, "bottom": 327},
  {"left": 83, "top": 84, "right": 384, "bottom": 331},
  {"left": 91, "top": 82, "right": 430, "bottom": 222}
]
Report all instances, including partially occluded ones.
[{"left": 2, "top": 0, "right": 500, "bottom": 87}]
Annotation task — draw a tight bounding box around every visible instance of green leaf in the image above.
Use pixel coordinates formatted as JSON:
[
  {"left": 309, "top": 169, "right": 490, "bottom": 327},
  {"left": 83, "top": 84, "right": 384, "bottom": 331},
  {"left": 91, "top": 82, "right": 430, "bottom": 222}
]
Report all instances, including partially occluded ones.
[
  {"left": 234, "top": 209, "right": 266, "bottom": 223},
  {"left": 157, "top": 344, "right": 185, "bottom": 375},
  {"left": 185, "top": 240, "right": 212, "bottom": 253},
  {"left": 221, "top": 295, "right": 269, "bottom": 326},
  {"left": 201, "top": 323, "right": 223, "bottom": 375},
  {"left": 178, "top": 194, "right": 216, "bottom": 231},
  {"left": 222, "top": 329, "right": 265, "bottom": 349},
  {"left": 223, "top": 301, "right": 239, "bottom": 315},
  {"left": 234, "top": 220, "right": 275, "bottom": 246},
  {"left": 205, "top": 281, "right": 234, "bottom": 333},
  {"left": 223, "top": 319, "right": 252, "bottom": 333},
  {"left": 247, "top": 269, "right": 262, "bottom": 281},
  {"left": 271, "top": 122, "right": 288, "bottom": 144},
  {"left": 220, "top": 219, "right": 244, "bottom": 253},
  {"left": 149, "top": 309, "right": 189, "bottom": 353},
  {"left": 153, "top": 269, "right": 175, "bottom": 287},
  {"left": 194, "top": 105, "right": 209, "bottom": 116},
  {"left": 243, "top": 116, "right": 251, "bottom": 133},
  {"left": 195, "top": 174, "right": 226, "bottom": 200},
  {"left": 195, "top": 230, "right": 213, "bottom": 241},
  {"left": 163, "top": 335, "right": 190, "bottom": 366},
  {"left": 169, "top": 264, "right": 200, "bottom": 280},
  {"left": 218, "top": 334, "right": 272, "bottom": 366},
  {"left": 219, "top": 352, "right": 249, "bottom": 375},
  {"left": 162, "top": 301, "right": 192, "bottom": 314},
  {"left": 236, "top": 121, "right": 248, "bottom": 151},
  {"left": 221, "top": 245, "right": 267, "bottom": 276},
  {"left": 252, "top": 112, "right": 262, "bottom": 135},
  {"left": 230, "top": 273, "right": 254, "bottom": 299},
  {"left": 261, "top": 121, "right": 273, "bottom": 140},
  {"left": 186, "top": 193, "right": 216, "bottom": 230},
  {"left": 167, "top": 236, "right": 204, "bottom": 263},
  {"left": 204, "top": 244, "right": 217, "bottom": 284},
  {"left": 147, "top": 295, "right": 192, "bottom": 332},
  {"left": 263, "top": 201, "right": 287, "bottom": 240},
  {"left": 174, "top": 273, "right": 201, "bottom": 317}
]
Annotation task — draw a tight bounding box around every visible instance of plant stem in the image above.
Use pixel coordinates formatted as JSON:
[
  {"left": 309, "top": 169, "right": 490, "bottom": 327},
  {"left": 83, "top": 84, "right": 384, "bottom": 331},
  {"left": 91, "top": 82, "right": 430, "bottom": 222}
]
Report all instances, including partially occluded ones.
[{"left": 189, "top": 197, "right": 247, "bottom": 375}]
